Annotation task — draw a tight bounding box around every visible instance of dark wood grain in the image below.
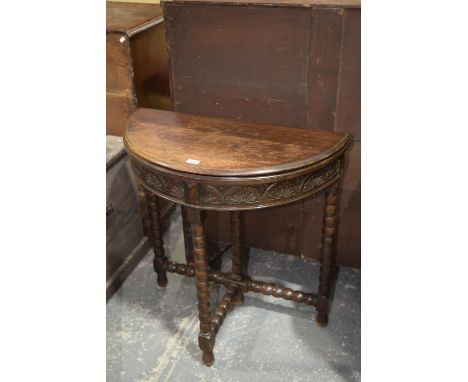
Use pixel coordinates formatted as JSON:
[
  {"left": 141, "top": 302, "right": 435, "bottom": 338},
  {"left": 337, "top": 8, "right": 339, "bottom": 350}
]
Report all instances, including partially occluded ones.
[
  {"left": 164, "top": 3, "right": 310, "bottom": 127},
  {"left": 335, "top": 8, "right": 361, "bottom": 139},
  {"left": 342, "top": 140, "right": 360, "bottom": 191},
  {"left": 125, "top": 108, "right": 349, "bottom": 177},
  {"left": 307, "top": 7, "right": 344, "bottom": 131},
  {"left": 163, "top": 0, "right": 361, "bottom": 267}
]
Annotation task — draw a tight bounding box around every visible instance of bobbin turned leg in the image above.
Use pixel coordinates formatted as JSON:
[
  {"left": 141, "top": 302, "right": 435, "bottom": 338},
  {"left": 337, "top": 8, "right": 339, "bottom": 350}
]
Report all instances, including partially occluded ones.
[
  {"left": 186, "top": 208, "right": 215, "bottom": 367},
  {"left": 145, "top": 191, "right": 168, "bottom": 287},
  {"left": 316, "top": 182, "right": 339, "bottom": 327},
  {"left": 231, "top": 211, "right": 245, "bottom": 305}
]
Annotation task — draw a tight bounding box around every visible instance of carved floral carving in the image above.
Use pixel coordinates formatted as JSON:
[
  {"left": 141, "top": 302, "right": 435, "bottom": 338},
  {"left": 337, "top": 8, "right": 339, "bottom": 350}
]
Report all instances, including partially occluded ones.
[
  {"left": 132, "top": 161, "right": 184, "bottom": 199},
  {"left": 132, "top": 159, "right": 340, "bottom": 208},
  {"left": 199, "top": 161, "right": 339, "bottom": 206}
]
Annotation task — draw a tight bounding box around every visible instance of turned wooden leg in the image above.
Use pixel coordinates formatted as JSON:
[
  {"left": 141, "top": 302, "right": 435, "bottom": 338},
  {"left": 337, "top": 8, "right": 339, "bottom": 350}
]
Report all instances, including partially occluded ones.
[
  {"left": 145, "top": 190, "right": 168, "bottom": 288},
  {"left": 187, "top": 208, "right": 215, "bottom": 367},
  {"left": 231, "top": 211, "right": 245, "bottom": 305},
  {"left": 181, "top": 206, "right": 194, "bottom": 264},
  {"left": 316, "top": 182, "right": 339, "bottom": 327}
]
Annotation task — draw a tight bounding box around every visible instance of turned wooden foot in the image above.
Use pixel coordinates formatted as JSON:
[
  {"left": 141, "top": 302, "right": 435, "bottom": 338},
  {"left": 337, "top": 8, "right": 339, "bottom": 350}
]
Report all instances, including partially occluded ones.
[
  {"left": 233, "top": 289, "right": 244, "bottom": 306},
  {"left": 316, "top": 182, "right": 339, "bottom": 326},
  {"left": 145, "top": 190, "right": 168, "bottom": 287},
  {"left": 316, "top": 311, "right": 329, "bottom": 327},
  {"left": 202, "top": 350, "right": 214, "bottom": 367},
  {"left": 187, "top": 208, "right": 216, "bottom": 366}
]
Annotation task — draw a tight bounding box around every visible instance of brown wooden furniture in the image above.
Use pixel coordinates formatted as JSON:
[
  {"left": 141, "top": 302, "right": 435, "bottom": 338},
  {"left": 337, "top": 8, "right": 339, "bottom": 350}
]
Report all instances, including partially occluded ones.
[
  {"left": 106, "top": 136, "right": 176, "bottom": 301},
  {"left": 162, "top": 0, "right": 361, "bottom": 268},
  {"left": 107, "top": 1, "right": 171, "bottom": 137},
  {"left": 106, "top": 137, "right": 147, "bottom": 301},
  {"left": 124, "top": 108, "right": 350, "bottom": 366},
  {"left": 107, "top": 2, "right": 175, "bottom": 248}
]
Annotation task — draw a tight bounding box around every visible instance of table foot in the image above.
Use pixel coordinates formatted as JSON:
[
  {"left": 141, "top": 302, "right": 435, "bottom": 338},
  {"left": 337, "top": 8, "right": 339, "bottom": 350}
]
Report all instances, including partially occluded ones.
[
  {"left": 233, "top": 289, "right": 244, "bottom": 306},
  {"left": 316, "top": 312, "right": 329, "bottom": 327},
  {"left": 202, "top": 351, "right": 214, "bottom": 367}
]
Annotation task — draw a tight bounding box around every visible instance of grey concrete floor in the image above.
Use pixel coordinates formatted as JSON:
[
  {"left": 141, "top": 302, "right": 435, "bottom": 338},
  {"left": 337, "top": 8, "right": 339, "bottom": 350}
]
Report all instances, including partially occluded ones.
[{"left": 107, "top": 208, "right": 361, "bottom": 382}]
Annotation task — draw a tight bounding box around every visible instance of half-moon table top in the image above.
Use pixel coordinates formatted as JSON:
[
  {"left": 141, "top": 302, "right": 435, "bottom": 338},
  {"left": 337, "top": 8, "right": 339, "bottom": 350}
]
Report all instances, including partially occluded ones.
[{"left": 124, "top": 108, "right": 350, "bottom": 177}]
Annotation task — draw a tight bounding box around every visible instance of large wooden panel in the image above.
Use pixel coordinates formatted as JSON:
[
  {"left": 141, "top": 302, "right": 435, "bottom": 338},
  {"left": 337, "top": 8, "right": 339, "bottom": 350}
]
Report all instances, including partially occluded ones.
[
  {"left": 164, "top": 1, "right": 361, "bottom": 267},
  {"left": 335, "top": 8, "right": 361, "bottom": 139},
  {"left": 165, "top": 3, "right": 310, "bottom": 127},
  {"left": 336, "top": 188, "right": 360, "bottom": 267},
  {"left": 307, "top": 7, "right": 344, "bottom": 131},
  {"left": 342, "top": 140, "right": 360, "bottom": 191},
  {"left": 107, "top": 94, "right": 136, "bottom": 137},
  {"left": 130, "top": 22, "right": 172, "bottom": 111}
]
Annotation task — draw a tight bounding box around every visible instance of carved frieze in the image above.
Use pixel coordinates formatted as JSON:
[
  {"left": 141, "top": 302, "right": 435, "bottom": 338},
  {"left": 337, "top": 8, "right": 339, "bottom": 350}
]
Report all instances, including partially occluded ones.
[
  {"left": 199, "top": 161, "right": 340, "bottom": 207},
  {"left": 131, "top": 160, "right": 184, "bottom": 199},
  {"left": 131, "top": 158, "right": 340, "bottom": 209}
]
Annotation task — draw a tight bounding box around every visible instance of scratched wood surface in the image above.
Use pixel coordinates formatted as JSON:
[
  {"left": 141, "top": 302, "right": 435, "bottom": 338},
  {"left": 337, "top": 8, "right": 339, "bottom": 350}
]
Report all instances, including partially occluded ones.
[{"left": 125, "top": 108, "right": 349, "bottom": 176}]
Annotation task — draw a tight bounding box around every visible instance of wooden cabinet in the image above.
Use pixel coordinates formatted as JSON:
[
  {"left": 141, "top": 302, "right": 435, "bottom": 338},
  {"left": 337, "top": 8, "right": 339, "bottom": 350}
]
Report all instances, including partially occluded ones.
[
  {"left": 106, "top": 137, "right": 148, "bottom": 300},
  {"left": 106, "top": 1, "right": 171, "bottom": 136},
  {"left": 162, "top": 0, "right": 361, "bottom": 267},
  {"left": 106, "top": 3, "right": 175, "bottom": 299}
]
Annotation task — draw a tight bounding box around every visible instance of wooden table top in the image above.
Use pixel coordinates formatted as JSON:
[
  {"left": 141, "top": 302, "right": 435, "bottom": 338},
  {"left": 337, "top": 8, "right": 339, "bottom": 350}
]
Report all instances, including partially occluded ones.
[{"left": 124, "top": 109, "right": 349, "bottom": 177}]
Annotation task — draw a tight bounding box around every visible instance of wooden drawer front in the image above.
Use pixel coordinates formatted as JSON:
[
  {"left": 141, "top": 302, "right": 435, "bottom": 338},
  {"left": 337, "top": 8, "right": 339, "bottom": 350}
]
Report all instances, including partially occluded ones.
[
  {"left": 107, "top": 32, "right": 134, "bottom": 98},
  {"left": 107, "top": 94, "right": 136, "bottom": 136}
]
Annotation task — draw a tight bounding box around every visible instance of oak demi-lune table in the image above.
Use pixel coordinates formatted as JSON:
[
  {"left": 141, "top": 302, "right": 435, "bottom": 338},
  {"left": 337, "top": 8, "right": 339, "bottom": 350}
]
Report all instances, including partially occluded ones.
[{"left": 124, "top": 108, "right": 350, "bottom": 366}]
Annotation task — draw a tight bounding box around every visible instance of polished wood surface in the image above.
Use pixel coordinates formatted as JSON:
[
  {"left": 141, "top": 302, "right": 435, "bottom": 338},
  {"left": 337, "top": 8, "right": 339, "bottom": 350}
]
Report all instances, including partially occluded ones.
[
  {"left": 125, "top": 108, "right": 349, "bottom": 177},
  {"left": 163, "top": 0, "right": 360, "bottom": 267},
  {"left": 126, "top": 108, "right": 349, "bottom": 365}
]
